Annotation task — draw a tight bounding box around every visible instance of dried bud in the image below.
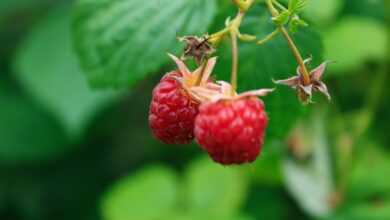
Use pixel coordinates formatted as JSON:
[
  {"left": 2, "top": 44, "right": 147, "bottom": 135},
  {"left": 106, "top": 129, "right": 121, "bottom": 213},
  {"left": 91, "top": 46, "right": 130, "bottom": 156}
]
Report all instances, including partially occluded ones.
[{"left": 178, "top": 35, "right": 215, "bottom": 64}]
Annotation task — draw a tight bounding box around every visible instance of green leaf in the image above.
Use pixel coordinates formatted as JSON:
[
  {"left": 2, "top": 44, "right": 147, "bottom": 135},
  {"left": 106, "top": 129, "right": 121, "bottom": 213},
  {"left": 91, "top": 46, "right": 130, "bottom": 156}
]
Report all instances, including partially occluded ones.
[
  {"left": 13, "top": 8, "right": 119, "bottom": 139},
  {"left": 72, "top": 0, "right": 217, "bottom": 88},
  {"left": 214, "top": 6, "right": 323, "bottom": 139},
  {"left": 101, "top": 166, "right": 178, "bottom": 220},
  {"left": 0, "top": 88, "right": 68, "bottom": 164},
  {"left": 323, "top": 17, "right": 387, "bottom": 73},
  {"left": 184, "top": 157, "right": 248, "bottom": 219}
]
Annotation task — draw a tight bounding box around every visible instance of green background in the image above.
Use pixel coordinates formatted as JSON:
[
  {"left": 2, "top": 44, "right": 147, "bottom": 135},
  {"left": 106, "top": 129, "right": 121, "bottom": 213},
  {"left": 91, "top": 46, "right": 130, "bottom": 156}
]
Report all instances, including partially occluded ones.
[{"left": 0, "top": 0, "right": 388, "bottom": 219}]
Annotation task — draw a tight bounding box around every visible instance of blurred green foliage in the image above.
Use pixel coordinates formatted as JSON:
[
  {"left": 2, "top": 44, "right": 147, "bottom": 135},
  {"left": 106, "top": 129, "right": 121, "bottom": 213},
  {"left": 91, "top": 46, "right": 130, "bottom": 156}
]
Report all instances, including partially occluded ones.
[
  {"left": 14, "top": 8, "right": 119, "bottom": 139},
  {"left": 102, "top": 158, "right": 250, "bottom": 220},
  {"left": 0, "top": 0, "right": 388, "bottom": 220}
]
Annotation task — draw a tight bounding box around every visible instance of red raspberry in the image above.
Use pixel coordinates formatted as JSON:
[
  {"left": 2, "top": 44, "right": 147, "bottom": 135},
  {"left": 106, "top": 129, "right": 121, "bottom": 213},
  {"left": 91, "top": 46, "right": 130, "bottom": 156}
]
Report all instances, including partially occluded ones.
[
  {"left": 194, "top": 97, "right": 268, "bottom": 165},
  {"left": 149, "top": 71, "right": 199, "bottom": 144}
]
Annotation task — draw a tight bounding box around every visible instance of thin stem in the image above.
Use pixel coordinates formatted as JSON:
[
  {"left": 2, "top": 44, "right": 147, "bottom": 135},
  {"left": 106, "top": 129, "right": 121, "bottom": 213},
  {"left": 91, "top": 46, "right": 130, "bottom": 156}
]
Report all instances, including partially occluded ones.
[
  {"left": 208, "top": 28, "right": 230, "bottom": 45},
  {"left": 266, "top": 0, "right": 311, "bottom": 86},
  {"left": 280, "top": 28, "right": 311, "bottom": 85},
  {"left": 257, "top": 29, "right": 280, "bottom": 44},
  {"left": 230, "top": 30, "right": 239, "bottom": 93},
  {"left": 195, "top": 58, "right": 209, "bottom": 86}
]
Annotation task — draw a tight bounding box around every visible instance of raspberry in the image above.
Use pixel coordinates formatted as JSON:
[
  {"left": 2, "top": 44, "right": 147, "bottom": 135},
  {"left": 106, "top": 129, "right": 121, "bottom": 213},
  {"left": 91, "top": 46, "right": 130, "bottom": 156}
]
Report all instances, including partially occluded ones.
[
  {"left": 194, "top": 96, "right": 268, "bottom": 165},
  {"left": 149, "top": 71, "right": 199, "bottom": 144}
]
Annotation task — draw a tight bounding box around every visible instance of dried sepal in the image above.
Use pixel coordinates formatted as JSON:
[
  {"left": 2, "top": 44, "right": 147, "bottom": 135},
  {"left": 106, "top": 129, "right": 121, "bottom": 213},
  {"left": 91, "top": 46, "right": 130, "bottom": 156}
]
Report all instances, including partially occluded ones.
[
  {"left": 273, "top": 76, "right": 300, "bottom": 88},
  {"left": 167, "top": 53, "right": 191, "bottom": 78},
  {"left": 167, "top": 54, "right": 220, "bottom": 104},
  {"left": 190, "top": 80, "right": 273, "bottom": 103},
  {"left": 189, "top": 84, "right": 221, "bottom": 103},
  {"left": 274, "top": 60, "right": 332, "bottom": 104},
  {"left": 309, "top": 61, "right": 332, "bottom": 101},
  {"left": 313, "top": 81, "right": 330, "bottom": 101},
  {"left": 167, "top": 53, "right": 217, "bottom": 88},
  {"left": 238, "top": 88, "right": 275, "bottom": 98},
  {"left": 191, "top": 57, "right": 217, "bottom": 87}
]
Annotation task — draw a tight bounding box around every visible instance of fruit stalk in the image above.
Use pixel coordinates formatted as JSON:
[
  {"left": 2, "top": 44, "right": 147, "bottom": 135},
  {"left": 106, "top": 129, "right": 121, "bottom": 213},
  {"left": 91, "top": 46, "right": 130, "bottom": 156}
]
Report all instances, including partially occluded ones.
[
  {"left": 230, "top": 29, "right": 239, "bottom": 93},
  {"left": 195, "top": 58, "right": 209, "bottom": 86}
]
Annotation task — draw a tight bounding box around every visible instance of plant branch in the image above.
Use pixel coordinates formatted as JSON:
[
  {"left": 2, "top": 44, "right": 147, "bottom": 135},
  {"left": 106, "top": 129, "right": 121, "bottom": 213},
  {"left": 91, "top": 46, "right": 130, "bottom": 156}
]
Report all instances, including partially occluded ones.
[{"left": 257, "top": 29, "right": 280, "bottom": 44}]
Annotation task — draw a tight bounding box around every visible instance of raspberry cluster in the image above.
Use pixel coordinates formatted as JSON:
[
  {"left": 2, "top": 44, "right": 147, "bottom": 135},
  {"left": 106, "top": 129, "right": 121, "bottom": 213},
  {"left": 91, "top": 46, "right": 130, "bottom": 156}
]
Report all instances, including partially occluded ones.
[
  {"left": 148, "top": 0, "right": 330, "bottom": 165},
  {"left": 148, "top": 55, "right": 270, "bottom": 165}
]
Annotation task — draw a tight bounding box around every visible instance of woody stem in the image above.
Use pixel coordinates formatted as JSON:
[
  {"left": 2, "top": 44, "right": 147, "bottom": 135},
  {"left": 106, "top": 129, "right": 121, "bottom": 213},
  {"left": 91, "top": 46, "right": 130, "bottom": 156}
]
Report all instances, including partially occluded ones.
[{"left": 266, "top": 0, "right": 311, "bottom": 85}]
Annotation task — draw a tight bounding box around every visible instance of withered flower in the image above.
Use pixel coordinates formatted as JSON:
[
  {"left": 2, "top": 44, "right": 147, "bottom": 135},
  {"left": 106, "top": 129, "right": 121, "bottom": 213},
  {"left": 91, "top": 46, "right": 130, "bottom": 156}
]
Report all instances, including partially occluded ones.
[
  {"left": 178, "top": 35, "right": 215, "bottom": 64},
  {"left": 274, "top": 59, "right": 331, "bottom": 104}
]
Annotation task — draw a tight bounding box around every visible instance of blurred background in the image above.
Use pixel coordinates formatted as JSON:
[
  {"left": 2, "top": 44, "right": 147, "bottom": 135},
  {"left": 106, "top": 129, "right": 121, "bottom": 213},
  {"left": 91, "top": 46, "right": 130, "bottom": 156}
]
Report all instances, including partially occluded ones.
[{"left": 0, "top": 0, "right": 388, "bottom": 219}]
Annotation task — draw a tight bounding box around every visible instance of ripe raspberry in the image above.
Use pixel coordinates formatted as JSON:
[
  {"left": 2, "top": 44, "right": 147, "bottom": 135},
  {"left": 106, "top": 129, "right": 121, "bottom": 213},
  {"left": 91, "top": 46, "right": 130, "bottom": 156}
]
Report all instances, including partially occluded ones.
[
  {"left": 148, "top": 54, "right": 218, "bottom": 145},
  {"left": 149, "top": 71, "right": 199, "bottom": 144},
  {"left": 194, "top": 97, "right": 268, "bottom": 165}
]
